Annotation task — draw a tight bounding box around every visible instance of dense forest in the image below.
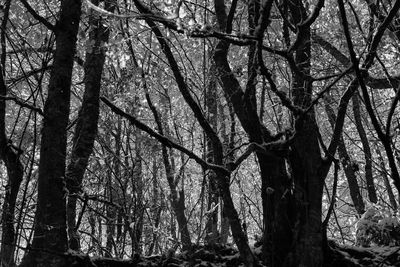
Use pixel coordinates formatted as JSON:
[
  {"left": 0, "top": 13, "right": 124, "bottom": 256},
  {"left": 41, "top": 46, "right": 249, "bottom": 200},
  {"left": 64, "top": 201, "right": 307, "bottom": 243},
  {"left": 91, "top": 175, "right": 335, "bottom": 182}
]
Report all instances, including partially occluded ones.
[{"left": 2, "top": 0, "right": 400, "bottom": 266}]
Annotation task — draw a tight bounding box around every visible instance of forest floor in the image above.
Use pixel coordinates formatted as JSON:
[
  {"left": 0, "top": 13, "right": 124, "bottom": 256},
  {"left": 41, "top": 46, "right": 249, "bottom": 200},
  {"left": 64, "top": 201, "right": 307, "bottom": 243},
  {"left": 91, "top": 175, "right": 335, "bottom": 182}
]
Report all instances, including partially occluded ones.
[{"left": 66, "top": 242, "right": 400, "bottom": 267}]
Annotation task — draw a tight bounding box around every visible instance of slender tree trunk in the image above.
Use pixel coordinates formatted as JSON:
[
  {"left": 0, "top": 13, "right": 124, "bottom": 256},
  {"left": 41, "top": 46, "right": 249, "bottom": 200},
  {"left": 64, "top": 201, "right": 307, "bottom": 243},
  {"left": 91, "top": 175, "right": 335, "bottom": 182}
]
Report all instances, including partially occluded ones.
[
  {"left": 215, "top": 170, "right": 256, "bottom": 267},
  {"left": 105, "top": 118, "right": 122, "bottom": 257},
  {"left": 204, "top": 57, "right": 219, "bottom": 245},
  {"left": 0, "top": 141, "right": 23, "bottom": 267},
  {"left": 145, "top": 86, "right": 193, "bottom": 251},
  {"left": 0, "top": 1, "right": 24, "bottom": 266},
  {"left": 219, "top": 98, "right": 232, "bottom": 245},
  {"left": 0, "top": 148, "right": 23, "bottom": 267},
  {"left": 66, "top": 0, "right": 115, "bottom": 251},
  {"left": 376, "top": 147, "right": 398, "bottom": 210},
  {"left": 336, "top": 137, "right": 365, "bottom": 214},
  {"left": 159, "top": 136, "right": 192, "bottom": 250},
  {"left": 352, "top": 93, "right": 377, "bottom": 203},
  {"left": 325, "top": 98, "right": 365, "bottom": 215},
  {"left": 0, "top": 79, "right": 24, "bottom": 267},
  {"left": 148, "top": 158, "right": 162, "bottom": 256},
  {"left": 105, "top": 155, "right": 115, "bottom": 257},
  {"left": 131, "top": 147, "right": 144, "bottom": 254},
  {"left": 19, "top": 0, "right": 82, "bottom": 266}
]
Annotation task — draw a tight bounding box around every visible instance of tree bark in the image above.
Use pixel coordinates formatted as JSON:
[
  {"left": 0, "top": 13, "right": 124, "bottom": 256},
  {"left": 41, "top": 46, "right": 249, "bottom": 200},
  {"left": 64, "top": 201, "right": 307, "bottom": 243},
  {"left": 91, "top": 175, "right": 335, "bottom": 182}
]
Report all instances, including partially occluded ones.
[
  {"left": 286, "top": 1, "right": 324, "bottom": 266},
  {"left": 66, "top": 0, "right": 115, "bottom": 251},
  {"left": 19, "top": 0, "right": 82, "bottom": 266}
]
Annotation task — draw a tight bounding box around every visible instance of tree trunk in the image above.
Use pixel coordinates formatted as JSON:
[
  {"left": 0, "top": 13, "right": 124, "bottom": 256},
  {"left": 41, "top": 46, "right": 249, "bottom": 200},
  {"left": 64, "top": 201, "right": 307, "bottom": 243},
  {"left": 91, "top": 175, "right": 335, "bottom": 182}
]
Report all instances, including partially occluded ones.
[
  {"left": 204, "top": 57, "right": 219, "bottom": 245},
  {"left": 148, "top": 158, "right": 162, "bottom": 256},
  {"left": 0, "top": 72, "right": 24, "bottom": 267},
  {"left": 219, "top": 98, "right": 233, "bottom": 245},
  {"left": 19, "top": 0, "right": 82, "bottom": 266},
  {"left": 258, "top": 154, "right": 294, "bottom": 266},
  {"left": 145, "top": 85, "right": 192, "bottom": 251},
  {"left": 0, "top": 148, "right": 23, "bottom": 267},
  {"left": 215, "top": 171, "right": 256, "bottom": 267},
  {"left": 352, "top": 93, "right": 377, "bottom": 203},
  {"left": 286, "top": 1, "right": 324, "bottom": 265},
  {"left": 66, "top": 0, "right": 115, "bottom": 251},
  {"left": 324, "top": 98, "right": 365, "bottom": 215},
  {"left": 131, "top": 148, "right": 144, "bottom": 255},
  {"left": 0, "top": 1, "right": 24, "bottom": 266},
  {"left": 336, "top": 137, "right": 365, "bottom": 215},
  {"left": 376, "top": 146, "right": 398, "bottom": 210}
]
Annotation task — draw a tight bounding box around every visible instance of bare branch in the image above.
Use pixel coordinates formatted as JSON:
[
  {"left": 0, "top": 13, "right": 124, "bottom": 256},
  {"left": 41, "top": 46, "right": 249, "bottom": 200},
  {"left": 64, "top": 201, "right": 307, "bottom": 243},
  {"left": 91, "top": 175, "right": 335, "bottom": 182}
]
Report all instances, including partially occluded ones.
[
  {"left": 0, "top": 95, "right": 44, "bottom": 116},
  {"left": 20, "top": 0, "right": 55, "bottom": 31},
  {"left": 100, "top": 97, "right": 229, "bottom": 176}
]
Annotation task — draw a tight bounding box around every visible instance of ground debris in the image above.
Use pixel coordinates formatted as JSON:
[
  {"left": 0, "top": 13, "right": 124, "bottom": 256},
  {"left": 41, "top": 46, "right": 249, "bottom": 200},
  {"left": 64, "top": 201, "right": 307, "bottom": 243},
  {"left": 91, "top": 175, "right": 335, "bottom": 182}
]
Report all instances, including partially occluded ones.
[
  {"left": 327, "top": 240, "right": 400, "bottom": 267},
  {"left": 65, "top": 241, "right": 400, "bottom": 267}
]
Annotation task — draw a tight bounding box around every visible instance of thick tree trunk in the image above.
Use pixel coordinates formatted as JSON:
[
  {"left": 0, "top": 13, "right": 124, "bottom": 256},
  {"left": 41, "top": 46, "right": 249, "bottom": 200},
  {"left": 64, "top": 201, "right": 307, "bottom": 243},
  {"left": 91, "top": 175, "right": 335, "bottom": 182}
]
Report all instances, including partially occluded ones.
[
  {"left": 66, "top": 0, "right": 115, "bottom": 251},
  {"left": 288, "top": 126, "right": 324, "bottom": 267},
  {"left": 286, "top": 1, "right": 324, "bottom": 265},
  {"left": 19, "top": 0, "right": 82, "bottom": 266},
  {"left": 258, "top": 154, "right": 294, "bottom": 267}
]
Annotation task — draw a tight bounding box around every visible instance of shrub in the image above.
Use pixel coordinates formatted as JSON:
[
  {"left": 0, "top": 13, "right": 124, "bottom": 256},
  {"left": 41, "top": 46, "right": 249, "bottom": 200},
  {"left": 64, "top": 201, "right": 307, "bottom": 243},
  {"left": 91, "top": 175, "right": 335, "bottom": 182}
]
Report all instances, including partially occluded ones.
[{"left": 355, "top": 208, "right": 400, "bottom": 247}]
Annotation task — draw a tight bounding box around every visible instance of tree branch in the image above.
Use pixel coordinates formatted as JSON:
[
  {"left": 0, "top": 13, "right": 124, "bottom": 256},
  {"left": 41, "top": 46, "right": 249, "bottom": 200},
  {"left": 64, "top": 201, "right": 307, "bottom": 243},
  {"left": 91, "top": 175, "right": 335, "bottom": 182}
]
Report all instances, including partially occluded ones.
[
  {"left": 288, "top": 0, "right": 325, "bottom": 52},
  {"left": 20, "top": 0, "right": 55, "bottom": 32},
  {"left": 133, "top": 0, "right": 223, "bottom": 160},
  {"left": 338, "top": 0, "right": 400, "bottom": 192},
  {"left": 0, "top": 95, "right": 44, "bottom": 116},
  {"left": 100, "top": 97, "right": 229, "bottom": 175}
]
